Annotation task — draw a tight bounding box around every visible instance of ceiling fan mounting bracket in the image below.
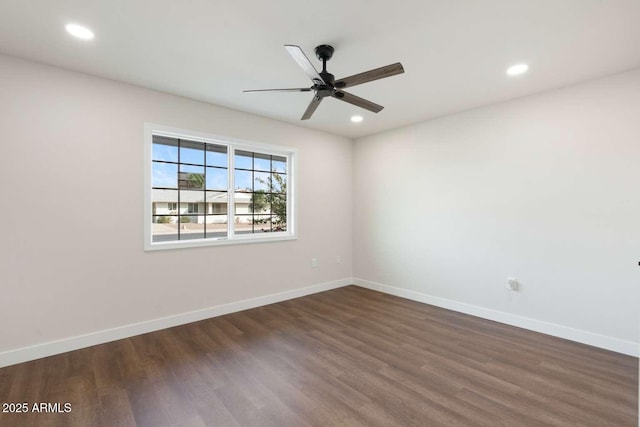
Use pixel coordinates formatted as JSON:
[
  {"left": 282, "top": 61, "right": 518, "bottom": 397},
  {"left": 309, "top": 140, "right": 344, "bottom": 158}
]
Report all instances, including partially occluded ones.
[{"left": 314, "top": 45, "right": 334, "bottom": 62}]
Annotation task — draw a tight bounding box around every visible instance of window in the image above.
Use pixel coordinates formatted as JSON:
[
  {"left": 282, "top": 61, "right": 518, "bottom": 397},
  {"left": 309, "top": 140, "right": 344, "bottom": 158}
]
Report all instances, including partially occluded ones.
[
  {"left": 144, "top": 124, "right": 295, "bottom": 250},
  {"left": 211, "top": 203, "right": 227, "bottom": 214},
  {"left": 234, "top": 150, "right": 288, "bottom": 234}
]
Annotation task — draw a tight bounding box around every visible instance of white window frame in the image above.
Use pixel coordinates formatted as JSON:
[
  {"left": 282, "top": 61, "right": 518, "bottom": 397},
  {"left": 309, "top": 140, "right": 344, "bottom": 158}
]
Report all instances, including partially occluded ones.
[{"left": 144, "top": 123, "right": 296, "bottom": 251}]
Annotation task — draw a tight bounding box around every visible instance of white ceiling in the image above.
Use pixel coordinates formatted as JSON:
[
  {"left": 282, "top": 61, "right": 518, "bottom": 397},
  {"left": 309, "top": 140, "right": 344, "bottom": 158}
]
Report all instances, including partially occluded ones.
[{"left": 1, "top": 0, "right": 639, "bottom": 139}]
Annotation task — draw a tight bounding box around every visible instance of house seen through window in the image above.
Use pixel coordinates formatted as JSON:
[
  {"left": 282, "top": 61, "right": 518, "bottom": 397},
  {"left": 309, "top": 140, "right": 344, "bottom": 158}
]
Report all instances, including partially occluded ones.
[{"left": 147, "top": 128, "right": 294, "bottom": 249}]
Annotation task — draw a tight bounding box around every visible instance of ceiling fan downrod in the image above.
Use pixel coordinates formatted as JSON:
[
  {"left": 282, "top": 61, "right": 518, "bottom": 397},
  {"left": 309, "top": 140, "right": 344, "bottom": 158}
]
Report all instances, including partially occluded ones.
[{"left": 315, "top": 45, "right": 335, "bottom": 85}]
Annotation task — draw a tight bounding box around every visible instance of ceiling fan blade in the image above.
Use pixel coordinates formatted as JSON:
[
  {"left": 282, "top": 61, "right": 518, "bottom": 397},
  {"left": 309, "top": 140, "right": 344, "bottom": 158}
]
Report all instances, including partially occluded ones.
[
  {"left": 301, "top": 95, "right": 323, "bottom": 120},
  {"left": 334, "top": 62, "right": 404, "bottom": 89},
  {"left": 333, "top": 90, "right": 384, "bottom": 113},
  {"left": 243, "top": 88, "right": 312, "bottom": 93},
  {"left": 284, "top": 45, "right": 325, "bottom": 84}
]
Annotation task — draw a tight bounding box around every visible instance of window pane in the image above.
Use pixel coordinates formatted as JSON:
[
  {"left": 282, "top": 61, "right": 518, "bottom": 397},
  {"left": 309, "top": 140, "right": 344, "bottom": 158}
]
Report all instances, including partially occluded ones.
[
  {"left": 206, "top": 144, "right": 227, "bottom": 167},
  {"left": 250, "top": 191, "right": 270, "bottom": 215},
  {"left": 178, "top": 165, "right": 205, "bottom": 190},
  {"left": 235, "top": 150, "right": 253, "bottom": 169},
  {"left": 272, "top": 156, "right": 287, "bottom": 173},
  {"left": 152, "top": 215, "right": 178, "bottom": 242},
  {"left": 253, "top": 214, "right": 271, "bottom": 232},
  {"left": 272, "top": 173, "right": 286, "bottom": 193},
  {"left": 179, "top": 214, "right": 204, "bottom": 240},
  {"left": 233, "top": 192, "right": 287, "bottom": 233},
  {"left": 152, "top": 136, "right": 179, "bottom": 162},
  {"left": 180, "top": 164, "right": 205, "bottom": 173},
  {"left": 179, "top": 190, "right": 204, "bottom": 206},
  {"left": 254, "top": 172, "right": 270, "bottom": 192},
  {"left": 270, "top": 193, "right": 286, "bottom": 222},
  {"left": 234, "top": 169, "right": 252, "bottom": 191},
  {"left": 180, "top": 140, "right": 205, "bottom": 165},
  {"left": 205, "top": 215, "right": 227, "bottom": 239},
  {"left": 152, "top": 189, "right": 178, "bottom": 212},
  {"left": 272, "top": 214, "right": 287, "bottom": 232},
  {"left": 254, "top": 153, "right": 271, "bottom": 172},
  {"left": 206, "top": 191, "right": 227, "bottom": 214},
  {"left": 152, "top": 162, "right": 178, "bottom": 188},
  {"left": 234, "top": 192, "right": 252, "bottom": 214},
  {"left": 206, "top": 167, "right": 227, "bottom": 191},
  {"left": 234, "top": 215, "right": 253, "bottom": 235}
]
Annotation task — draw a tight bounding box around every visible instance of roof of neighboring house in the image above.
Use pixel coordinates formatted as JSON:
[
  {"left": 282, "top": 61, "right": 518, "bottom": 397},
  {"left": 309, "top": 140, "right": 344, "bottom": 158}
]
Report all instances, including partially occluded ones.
[{"left": 152, "top": 189, "right": 251, "bottom": 204}]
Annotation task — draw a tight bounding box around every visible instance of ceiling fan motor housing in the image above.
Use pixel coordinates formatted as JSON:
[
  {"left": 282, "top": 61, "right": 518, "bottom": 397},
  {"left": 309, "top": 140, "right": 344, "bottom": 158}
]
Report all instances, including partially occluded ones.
[{"left": 320, "top": 72, "right": 335, "bottom": 85}]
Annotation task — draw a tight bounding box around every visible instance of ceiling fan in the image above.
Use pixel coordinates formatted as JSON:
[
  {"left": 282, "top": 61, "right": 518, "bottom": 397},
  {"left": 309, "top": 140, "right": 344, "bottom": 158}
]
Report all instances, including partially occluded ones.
[{"left": 244, "top": 44, "right": 404, "bottom": 120}]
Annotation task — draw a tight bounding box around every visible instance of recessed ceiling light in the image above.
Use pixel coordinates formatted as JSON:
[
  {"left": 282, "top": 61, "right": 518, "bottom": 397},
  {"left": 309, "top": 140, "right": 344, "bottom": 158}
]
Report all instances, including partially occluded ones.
[
  {"left": 65, "top": 23, "right": 94, "bottom": 40},
  {"left": 506, "top": 63, "right": 529, "bottom": 76},
  {"left": 351, "top": 115, "right": 363, "bottom": 123}
]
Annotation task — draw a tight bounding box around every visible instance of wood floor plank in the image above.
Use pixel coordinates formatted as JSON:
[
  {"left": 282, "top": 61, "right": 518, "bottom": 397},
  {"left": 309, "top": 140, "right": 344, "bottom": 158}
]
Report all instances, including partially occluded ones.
[{"left": 0, "top": 286, "right": 636, "bottom": 426}]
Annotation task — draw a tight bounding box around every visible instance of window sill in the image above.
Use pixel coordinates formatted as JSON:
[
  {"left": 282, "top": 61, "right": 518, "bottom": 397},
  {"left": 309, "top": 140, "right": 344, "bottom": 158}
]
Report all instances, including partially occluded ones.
[{"left": 144, "top": 233, "right": 297, "bottom": 251}]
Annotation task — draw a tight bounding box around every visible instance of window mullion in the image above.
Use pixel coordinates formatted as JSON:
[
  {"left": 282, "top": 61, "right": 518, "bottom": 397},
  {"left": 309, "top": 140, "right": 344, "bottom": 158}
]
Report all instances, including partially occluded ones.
[
  {"left": 177, "top": 138, "right": 181, "bottom": 240},
  {"left": 203, "top": 141, "right": 207, "bottom": 239},
  {"left": 228, "top": 146, "right": 235, "bottom": 239}
]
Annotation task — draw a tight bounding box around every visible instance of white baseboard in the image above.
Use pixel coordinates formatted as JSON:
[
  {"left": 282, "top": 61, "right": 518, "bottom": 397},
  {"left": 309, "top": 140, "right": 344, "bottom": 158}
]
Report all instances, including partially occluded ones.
[
  {"left": 354, "top": 278, "right": 638, "bottom": 357},
  {"left": 2, "top": 277, "right": 636, "bottom": 368},
  {"left": 0, "top": 278, "right": 352, "bottom": 368}
]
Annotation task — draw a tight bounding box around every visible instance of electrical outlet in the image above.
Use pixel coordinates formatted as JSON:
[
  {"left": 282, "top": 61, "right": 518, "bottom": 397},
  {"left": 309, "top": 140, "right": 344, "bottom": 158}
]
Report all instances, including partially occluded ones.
[
  {"left": 311, "top": 258, "right": 318, "bottom": 268},
  {"left": 507, "top": 278, "right": 519, "bottom": 291},
  {"left": 336, "top": 255, "right": 341, "bottom": 264}
]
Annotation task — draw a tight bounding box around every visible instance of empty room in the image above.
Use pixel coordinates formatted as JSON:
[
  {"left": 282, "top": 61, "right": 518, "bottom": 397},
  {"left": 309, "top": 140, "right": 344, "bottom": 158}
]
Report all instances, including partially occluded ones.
[{"left": 0, "top": 1, "right": 638, "bottom": 426}]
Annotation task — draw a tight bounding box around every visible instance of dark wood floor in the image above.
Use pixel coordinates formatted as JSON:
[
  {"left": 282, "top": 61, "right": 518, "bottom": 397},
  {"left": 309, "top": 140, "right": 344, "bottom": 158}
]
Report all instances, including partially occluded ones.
[{"left": 0, "top": 286, "right": 637, "bottom": 426}]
